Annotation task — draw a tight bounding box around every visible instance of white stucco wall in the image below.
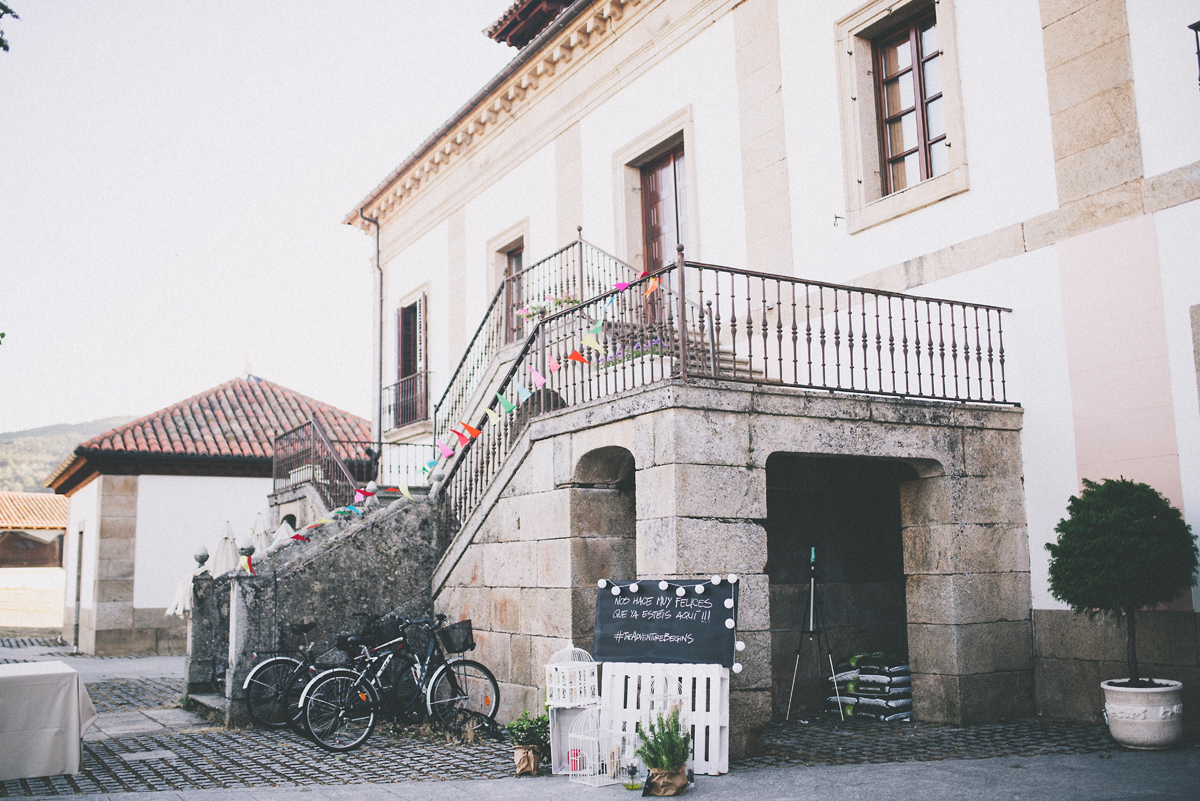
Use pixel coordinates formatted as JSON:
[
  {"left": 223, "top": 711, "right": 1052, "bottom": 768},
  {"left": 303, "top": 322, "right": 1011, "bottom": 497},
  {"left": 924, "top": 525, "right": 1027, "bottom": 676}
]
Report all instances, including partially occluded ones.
[
  {"left": 916, "top": 246, "right": 1078, "bottom": 610},
  {"left": 132, "top": 474, "right": 272, "bottom": 609},
  {"left": 1127, "top": 1, "right": 1200, "bottom": 178},
  {"left": 777, "top": 0, "right": 1058, "bottom": 284},
  {"left": 580, "top": 12, "right": 744, "bottom": 267},
  {"left": 63, "top": 477, "right": 99, "bottom": 611},
  {"left": 1153, "top": 200, "right": 1200, "bottom": 608}
]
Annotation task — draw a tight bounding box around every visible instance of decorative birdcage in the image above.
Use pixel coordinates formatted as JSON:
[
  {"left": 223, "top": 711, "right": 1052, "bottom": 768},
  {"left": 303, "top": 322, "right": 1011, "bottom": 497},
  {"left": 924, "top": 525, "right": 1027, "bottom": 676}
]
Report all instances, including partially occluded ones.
[
  {"left": 545, "top": 646, "right": 599, "bottom": 708},
  {"left": 567, "top": 707, "right": 631, "bottom": 787},
  {"left": 641, "top": 667, "right": 688, "bottom": 730}
]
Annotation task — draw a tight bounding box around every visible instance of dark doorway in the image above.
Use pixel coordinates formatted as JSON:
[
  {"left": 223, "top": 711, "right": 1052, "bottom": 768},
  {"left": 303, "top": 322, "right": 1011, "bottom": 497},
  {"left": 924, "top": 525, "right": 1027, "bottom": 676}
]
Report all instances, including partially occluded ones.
[
  {"left": 640, "top": 144, "right": 686, "bottom": 273},
  {"left": 765, "top": 454, "right": 917, "bottom": 718}
]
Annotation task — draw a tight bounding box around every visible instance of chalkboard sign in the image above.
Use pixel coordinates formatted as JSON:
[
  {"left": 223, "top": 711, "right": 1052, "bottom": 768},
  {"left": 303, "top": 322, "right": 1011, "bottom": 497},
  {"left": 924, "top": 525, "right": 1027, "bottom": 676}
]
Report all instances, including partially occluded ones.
[{"left": 593, "top": 579, "right": 740, "bottom": 667}]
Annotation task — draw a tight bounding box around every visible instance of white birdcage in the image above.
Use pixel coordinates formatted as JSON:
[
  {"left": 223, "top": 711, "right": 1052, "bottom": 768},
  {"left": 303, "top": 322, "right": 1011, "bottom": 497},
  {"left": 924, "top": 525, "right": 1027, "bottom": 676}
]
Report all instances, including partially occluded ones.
[
  {"left": 567, "top": 707, "right": 631, "bottom": 787},
  {"left": 545, "top": 646, "right": 599, "bottom": 708},
  {"left": 641, "top": 667, "right": 688, "bottom": 730}
]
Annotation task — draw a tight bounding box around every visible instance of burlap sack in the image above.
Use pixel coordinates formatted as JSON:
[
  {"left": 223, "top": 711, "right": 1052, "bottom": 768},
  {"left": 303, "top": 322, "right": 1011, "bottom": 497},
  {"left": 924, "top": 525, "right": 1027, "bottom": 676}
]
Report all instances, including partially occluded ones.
[
  {"left": 513, "top": 745, "right": 541, "bottom": 776},
  {"left": 645, "top": 766, "right": 687, "bottom": 796}
]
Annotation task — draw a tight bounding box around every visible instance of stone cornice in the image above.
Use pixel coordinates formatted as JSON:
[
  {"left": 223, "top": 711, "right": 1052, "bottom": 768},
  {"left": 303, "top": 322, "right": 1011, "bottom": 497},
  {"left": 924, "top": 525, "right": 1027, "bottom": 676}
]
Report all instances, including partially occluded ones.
[{"left": 346, "top": 0, "right": 650, "bottom": 233}]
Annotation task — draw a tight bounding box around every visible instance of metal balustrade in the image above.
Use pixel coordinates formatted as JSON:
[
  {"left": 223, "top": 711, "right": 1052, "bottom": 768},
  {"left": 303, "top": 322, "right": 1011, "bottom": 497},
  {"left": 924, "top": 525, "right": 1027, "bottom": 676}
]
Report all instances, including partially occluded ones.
[
  {"left": 382, "top": 371, "right": 428, "bottom": 432},
  {"left": 438, "top": 259, "right": 1013, "bottom": 546}
]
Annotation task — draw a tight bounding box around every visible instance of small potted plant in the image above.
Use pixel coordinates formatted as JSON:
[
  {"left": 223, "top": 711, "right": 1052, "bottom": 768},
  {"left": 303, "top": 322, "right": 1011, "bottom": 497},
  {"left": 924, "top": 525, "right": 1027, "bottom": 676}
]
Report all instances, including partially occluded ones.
[
  {"left": 1046, "top": 478, "right": 1198, "bottom": 749},
  {"left": 634, "top": 706, "right": 691, "bottom": 796},
  {"left": 505, "top": 709, "right": 550, "bottom": 776}
]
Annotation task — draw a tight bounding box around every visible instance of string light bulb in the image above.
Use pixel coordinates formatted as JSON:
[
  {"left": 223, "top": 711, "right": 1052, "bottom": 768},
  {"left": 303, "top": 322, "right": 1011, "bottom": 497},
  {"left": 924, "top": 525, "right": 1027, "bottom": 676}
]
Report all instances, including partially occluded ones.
[
  {"left": 727, "top": 574, "right": 739, "bottom": 583},
  {"left": 711, "top": 575, "right": 722, "bottom": 585},
  {"left": 676, "top": 586, "right": 686, "bottom": 597},
  {"left": 735, "top": 641, "right": 746, "bottom": 652},
  {"left": 611, "top": 585, "right": 621, "bottom": 596},
  {"left": 695, "top": 584, "right": 705, "bottom": 594},
  {"left": 732, "top": 663, "right": 743, "bottom": 674},
  {"left": 598, "top": 579, "right": 608, "bottom": 588},
  {"left": 725, "top": 618, "right": 735, "bottom": 629},
  {"left": 659, "top": 580, "right": 669, "bottom": 591},
  {"left": 724, "top": 598, "right": 734, "bottom": 609},
  {"left": 629, "top": 583, "right": 639, "bottom": 593}
]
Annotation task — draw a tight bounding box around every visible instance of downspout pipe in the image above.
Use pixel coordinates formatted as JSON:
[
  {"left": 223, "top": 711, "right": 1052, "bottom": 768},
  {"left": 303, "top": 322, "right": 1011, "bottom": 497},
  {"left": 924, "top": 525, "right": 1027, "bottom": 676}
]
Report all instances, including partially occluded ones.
[{"left": 359, "top": 208, "right": 383, "bottom": 476}]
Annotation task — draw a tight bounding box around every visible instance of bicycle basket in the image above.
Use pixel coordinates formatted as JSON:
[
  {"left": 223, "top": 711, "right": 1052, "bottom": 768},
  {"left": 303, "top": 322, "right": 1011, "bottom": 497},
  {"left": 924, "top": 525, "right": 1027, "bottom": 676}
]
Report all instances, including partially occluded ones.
[
  {"left": 437, "top": 619, "right": 475, "bottom": 653},
  {"left": 370, "top": 616, "right": 403, "bottom": 642}
]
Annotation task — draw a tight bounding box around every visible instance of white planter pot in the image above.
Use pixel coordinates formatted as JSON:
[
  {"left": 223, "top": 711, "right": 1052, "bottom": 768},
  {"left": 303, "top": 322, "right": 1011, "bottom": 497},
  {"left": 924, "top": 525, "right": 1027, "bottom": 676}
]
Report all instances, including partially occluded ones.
[{"left": 1101, "top": 679, "right": 1184, "bottom": 750}]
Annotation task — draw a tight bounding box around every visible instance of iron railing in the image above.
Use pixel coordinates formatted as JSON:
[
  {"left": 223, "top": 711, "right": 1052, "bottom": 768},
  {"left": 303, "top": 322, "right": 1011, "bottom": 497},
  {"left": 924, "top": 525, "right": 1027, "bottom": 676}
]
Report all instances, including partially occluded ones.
[
  {"left": 330, "top": 440, "right": 436, "bottom": 491},
  {"left": 438, "top": 258, "right": 1013, "bottom": 545},
  {"left": 383, "top": 371, "right": 429, "bottom": 431},
  {"left": 273, "top": 421, "right": 359, "bottom": 511},
  {"left": 429, "top": 237, "right": 638, "bottom": 446}
]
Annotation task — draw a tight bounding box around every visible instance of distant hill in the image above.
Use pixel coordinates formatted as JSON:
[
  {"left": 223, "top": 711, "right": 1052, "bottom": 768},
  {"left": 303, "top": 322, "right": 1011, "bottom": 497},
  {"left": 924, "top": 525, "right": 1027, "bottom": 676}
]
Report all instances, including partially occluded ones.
[{"left": 0, "top": 417, "right": 136, "bottom": 493}]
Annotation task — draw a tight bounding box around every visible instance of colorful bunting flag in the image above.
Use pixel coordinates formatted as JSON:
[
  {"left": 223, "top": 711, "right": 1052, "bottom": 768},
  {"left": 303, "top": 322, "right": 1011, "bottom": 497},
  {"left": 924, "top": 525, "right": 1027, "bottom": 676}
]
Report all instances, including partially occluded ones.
[
  {"left": 529, "top": 368, "right": 547, "bottom": 389},
  {"left": 496, "top": 393, "right": 516, "bottom": 413},
  {"left": 347, "top": 505, "right": 363, "bottom": 517},
  {"left": 436, "top": 438, "right": 455, "bottom": 458},
  {"left": 453, "top": 429, "right": 470, "bottom": 447},
  {"left": 239, "top": 554, "right": 255, "bottom": 575},
  {"left": 547, "top": 352, "right": 561, "bottom": 373},
  {"left": 581, "top": 334, "right": 606, "bottom": 354},
  {"left": 514, "top": 382, "right": 532, "bottom": 401},
  {"left": 613, "top": 282, "right": 631, "bottom": 291},
  {"left": 588, "top": 320, "right": 603, "bottom": 334},
  {"left": 569, "top": 350, "right": 589, "bottom": 365},
  {"left": 426, "top": 459, "right": 438, "bottom": 469},
  {"left": 291, "top": 533, "right": 309, "bottom": 542},
  {"left": 460, "top": 421, "right": 481, "bottom": 437},
  {"left": 399, "top": 483, "right": 414, "bottom": 501},
  {"left": 604, "top": 296, "right": 615, "bottom": 308},
  {"left": 644, "top": 277, "right": 660, "bottom": 296},
  {"left": 484, "top": 407, "right": 501, "bottom": 425},
  {"left": 354, "top": 488, "right": 375, "bottom": 502}
]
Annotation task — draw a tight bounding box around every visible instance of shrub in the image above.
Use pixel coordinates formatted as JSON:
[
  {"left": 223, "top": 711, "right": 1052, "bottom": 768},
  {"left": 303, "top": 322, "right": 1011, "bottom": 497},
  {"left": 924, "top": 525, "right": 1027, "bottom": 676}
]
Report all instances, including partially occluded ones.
[
  {"left": 634, "top": 706, "right": 691, "bottom": 771},
  {"left": 1046, "top": 478, "right": 1198, "bottom": 683}
]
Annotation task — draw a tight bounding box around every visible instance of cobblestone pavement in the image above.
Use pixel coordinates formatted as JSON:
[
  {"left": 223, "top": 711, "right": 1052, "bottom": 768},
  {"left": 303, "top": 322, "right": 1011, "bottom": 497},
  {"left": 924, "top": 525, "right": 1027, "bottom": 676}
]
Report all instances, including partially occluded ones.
[
  {"left": 736, "top": 715, "right": 1123, "bottom": 769},
  {"left": 86, "top": 678, "right": 186, "bottom": 714},
  {"left": 1, "top": 727, "right": 515, "bottom": 797},
  {"left": 0, "top": 638, "right": 60, "bottom": 649}
]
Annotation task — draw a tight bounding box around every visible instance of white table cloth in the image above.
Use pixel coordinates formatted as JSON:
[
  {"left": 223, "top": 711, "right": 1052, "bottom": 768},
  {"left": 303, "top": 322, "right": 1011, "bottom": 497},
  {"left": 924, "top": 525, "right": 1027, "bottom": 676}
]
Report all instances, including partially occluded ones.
[{"left": 0, "top": 661, "right": 97, "bottom": 779}]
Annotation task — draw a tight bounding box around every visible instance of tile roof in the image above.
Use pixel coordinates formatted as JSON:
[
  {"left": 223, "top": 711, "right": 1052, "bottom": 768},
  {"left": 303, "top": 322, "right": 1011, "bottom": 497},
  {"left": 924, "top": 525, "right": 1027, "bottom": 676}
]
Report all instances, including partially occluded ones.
[
  {"left": 44, "top": 376, "right": 370, "bottom": 489},
  {"left": 486, "top": 0, "right": 572, "bottom": 48},
  {"left": 0, "top": 491, "right": 68, "bottom": 530}
]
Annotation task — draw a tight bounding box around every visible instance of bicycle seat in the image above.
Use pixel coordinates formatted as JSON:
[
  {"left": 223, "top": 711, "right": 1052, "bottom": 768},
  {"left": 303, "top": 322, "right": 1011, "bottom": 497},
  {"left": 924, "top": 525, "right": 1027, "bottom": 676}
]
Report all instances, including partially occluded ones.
[{"left": 288, "top": 622, "right": 317, "bottom": 635}]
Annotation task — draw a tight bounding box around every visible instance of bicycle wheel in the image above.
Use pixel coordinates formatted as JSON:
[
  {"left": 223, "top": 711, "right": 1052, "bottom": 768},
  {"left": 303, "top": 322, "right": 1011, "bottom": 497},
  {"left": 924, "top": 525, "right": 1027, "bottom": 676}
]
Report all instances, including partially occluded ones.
[
  {"left": 244, "top": 657, "right": 303, "bottom": 729},
  {"left": 427, "top": 659, "right": 499, "bottom": 727},
  {"left": 303, "top": 670, "right": 378, "bottom": 752}
]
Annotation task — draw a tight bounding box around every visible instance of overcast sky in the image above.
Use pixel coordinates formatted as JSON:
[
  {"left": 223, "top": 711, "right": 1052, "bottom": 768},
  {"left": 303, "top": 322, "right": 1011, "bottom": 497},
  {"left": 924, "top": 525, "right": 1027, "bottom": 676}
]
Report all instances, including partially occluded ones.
[{"left": 0, "top": 1, "right": 515, "bottom": 433}]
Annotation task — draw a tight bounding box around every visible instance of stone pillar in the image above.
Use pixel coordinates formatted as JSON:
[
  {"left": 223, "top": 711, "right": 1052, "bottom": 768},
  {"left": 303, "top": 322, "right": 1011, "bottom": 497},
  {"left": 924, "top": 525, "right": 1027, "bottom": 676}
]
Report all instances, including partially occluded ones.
[
  {"left": 636, "top": 462, "right": 770, "bottom": 758},
  {"left": 226, "top": 574, "right": 274, "bottom": 726},
  {"left": 901, "top": 464, "right": 1034, "bottom": 724},
  {"left": 91, "top": 475, "right": 149, "bottom": 655}
]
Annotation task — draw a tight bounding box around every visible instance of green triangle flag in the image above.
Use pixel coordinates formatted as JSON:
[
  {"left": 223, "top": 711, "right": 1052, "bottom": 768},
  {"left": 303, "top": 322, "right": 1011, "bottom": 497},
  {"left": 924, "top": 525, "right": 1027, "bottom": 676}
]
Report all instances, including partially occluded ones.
[{"left": 496, "top": 393, "right": 516, "bottom": 413}]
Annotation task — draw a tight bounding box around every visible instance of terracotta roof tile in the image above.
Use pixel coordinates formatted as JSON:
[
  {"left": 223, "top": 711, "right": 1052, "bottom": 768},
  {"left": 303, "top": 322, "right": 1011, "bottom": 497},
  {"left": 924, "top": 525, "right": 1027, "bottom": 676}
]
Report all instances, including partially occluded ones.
[
  {"left": 0, "top": 492, "right": 68, "bottom": 530},
  {"left": 69, "top": 375, "right": 370, "bottom": 462}
]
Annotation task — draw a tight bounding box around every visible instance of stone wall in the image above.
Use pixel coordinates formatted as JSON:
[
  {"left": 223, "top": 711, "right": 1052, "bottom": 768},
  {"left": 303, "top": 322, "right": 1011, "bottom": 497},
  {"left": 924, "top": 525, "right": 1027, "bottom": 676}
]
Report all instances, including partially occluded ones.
[
  {"left": 432, "top": 378, "right": 1030, "bottom": 756},
  {"left": 185, "top": 496, "right": 438, "bottom": 724},
  {"left": 1033, "top": 609, "right": 1200, "bottom": 730}
]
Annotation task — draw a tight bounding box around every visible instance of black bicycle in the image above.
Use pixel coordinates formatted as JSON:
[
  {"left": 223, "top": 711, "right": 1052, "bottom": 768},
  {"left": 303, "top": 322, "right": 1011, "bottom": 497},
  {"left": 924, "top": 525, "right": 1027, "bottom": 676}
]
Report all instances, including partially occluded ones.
[
  {"left": 299, "top": 613, "right": 498, "bottom": 752},
  {"left": 242, "top": 621, "right": 319, "bottom": 730}
]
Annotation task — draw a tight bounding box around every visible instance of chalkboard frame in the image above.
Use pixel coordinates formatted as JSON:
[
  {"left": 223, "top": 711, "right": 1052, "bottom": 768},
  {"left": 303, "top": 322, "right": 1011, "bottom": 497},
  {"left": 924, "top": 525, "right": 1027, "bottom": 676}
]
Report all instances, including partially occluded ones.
[{"left": 592, "top": 578, "right": 740, "bottom": 667}]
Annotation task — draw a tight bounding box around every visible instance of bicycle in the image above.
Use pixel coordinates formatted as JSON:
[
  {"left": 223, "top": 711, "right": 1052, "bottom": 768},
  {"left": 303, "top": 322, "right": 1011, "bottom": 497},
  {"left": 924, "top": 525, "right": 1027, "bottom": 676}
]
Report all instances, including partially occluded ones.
[
  {"left": 299, "top": 613, "right": 498, "bottom": 752},
  {"left": 242, "top": 621, "right": 319, "bottom": 731}
]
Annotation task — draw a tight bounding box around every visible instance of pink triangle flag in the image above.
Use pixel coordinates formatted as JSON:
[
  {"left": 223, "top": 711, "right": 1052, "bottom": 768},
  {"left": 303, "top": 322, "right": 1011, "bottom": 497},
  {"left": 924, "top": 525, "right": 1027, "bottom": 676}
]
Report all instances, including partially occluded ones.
[
  {"left": 613, "top": 282, "right": 631, "bottom": 291},
  {"left": 453, "top": 429, "right": 470, "bottom": 447},
  {"left": 436, "top": 438, "right": 454, "bottom": 458},
  {"left": 547, "top": 352, "right": 561, "bottom": 373},
  {"left": 530, "top": 368, "right": 547, "bottom": 389}
]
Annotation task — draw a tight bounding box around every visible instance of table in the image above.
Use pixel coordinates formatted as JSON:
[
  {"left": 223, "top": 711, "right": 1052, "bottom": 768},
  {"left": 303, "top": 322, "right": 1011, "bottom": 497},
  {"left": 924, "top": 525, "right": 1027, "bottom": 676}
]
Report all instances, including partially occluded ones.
[{"left": 0, "top": 661, "right": 98, "bottom": 780}]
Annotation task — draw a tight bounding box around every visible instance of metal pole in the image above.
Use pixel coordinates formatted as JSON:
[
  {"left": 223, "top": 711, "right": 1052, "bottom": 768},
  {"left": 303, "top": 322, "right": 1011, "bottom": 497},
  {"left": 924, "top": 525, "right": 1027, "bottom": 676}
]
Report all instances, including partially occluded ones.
[
  {"left": 676, "top": 244, "right": 688, "bottom": 380},
  {"left": 786, "top": 547, "right": 817, "bottom": 720}
]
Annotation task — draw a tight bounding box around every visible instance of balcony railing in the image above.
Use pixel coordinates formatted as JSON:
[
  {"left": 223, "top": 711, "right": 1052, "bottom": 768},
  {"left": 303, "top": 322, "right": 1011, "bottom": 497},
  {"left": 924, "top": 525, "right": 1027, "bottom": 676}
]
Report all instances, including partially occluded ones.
[
  {"left": 383, "top": 371, "right": 429, "bottom": 432},
  {"left": 438, "top": 258, "right": 1013, "bottom": 546},
  {"left": 330, "top": 440, "right": 436, "bottom": 491},
  {"left": 273, "top": 421, "right": 360, "bottom": 511}
]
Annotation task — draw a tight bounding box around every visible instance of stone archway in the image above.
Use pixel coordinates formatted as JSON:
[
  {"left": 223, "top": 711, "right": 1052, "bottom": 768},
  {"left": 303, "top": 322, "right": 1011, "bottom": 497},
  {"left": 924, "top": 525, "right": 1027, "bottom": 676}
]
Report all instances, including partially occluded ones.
[{"left": 567, "top": 447, "right": 637, "bottom": 647}]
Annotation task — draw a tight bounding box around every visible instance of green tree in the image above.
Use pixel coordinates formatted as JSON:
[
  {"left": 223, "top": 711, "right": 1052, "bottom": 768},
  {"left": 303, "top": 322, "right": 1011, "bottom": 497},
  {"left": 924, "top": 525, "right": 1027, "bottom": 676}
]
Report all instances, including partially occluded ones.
[
  {"left": 1046, "top": 478, "right": 1198, "bottom": 683},
  {"left": 0, "top": 3, "right": 16, "bottom": 52}
]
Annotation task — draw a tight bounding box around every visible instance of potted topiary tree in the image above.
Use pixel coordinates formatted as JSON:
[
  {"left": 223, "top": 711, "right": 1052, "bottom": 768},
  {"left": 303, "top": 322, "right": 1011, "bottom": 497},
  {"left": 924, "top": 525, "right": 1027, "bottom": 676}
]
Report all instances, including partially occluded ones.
[
  {"left": 634, "top": 706, "right": 691, "bottom": 796},
  {"left": 1046, "top": 478, "right": 1198, "bottom": 749},
  {"left": 505, "top": 709, "right": 550, "bottom": 776}
]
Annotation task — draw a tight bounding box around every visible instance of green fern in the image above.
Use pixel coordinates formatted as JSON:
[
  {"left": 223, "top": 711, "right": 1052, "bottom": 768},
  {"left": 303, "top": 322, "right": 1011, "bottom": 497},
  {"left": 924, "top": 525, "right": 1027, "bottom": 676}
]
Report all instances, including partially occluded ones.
[{"left": 634, "top": 707, "right": 691, "bottom": 770}]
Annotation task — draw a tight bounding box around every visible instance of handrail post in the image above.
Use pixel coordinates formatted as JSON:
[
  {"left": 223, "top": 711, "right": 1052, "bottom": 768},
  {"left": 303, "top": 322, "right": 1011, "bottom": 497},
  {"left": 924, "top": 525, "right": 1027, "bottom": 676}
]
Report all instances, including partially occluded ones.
[
  {"left": 676, "top": 244, "right": 688, "bottom": 381},
  {"left": 538, "top": 323, "right": 547, "bottom": 416},
  {"left": 576, "top": 225, "right": 585, "bottom": 300}
]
